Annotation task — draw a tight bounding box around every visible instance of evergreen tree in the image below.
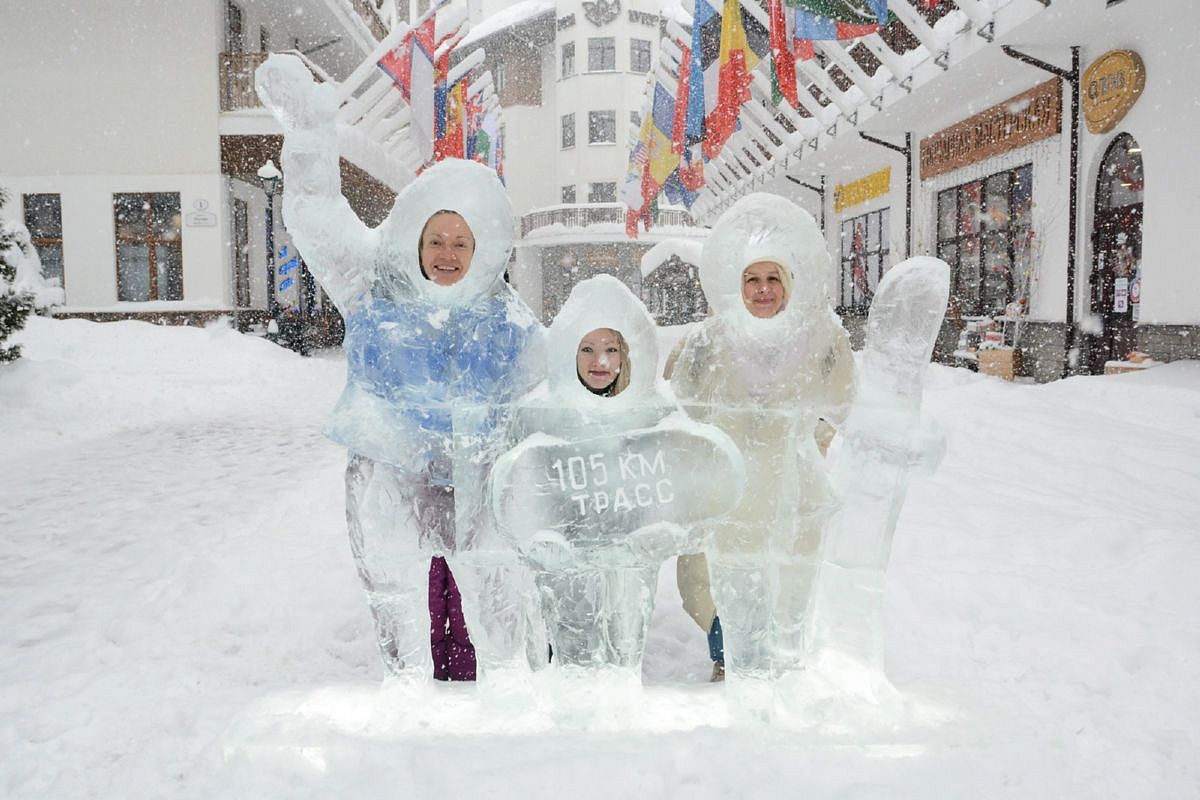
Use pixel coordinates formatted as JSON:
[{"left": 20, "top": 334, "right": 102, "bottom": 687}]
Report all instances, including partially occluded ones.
[{"left": 0, "top": 188, "right": 36, "bottom": 363}]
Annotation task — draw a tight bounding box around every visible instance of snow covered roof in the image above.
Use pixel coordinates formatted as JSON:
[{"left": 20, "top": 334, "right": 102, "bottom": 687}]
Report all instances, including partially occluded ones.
[
  {"left": 459, "top": 0, "right": 555, "bottom": 48},
  {"left": 639, "top": 237, "right": 703, "bottom": 279}
]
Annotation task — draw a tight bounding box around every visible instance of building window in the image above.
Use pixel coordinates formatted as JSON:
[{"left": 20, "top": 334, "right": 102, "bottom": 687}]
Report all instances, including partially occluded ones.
[
  {"left": 561, "top": 42, "right": 575, "bottom": 78},
  {"left": 630, "top": 110, "right": 641, "bottom": 127},
  {"left": 494, "top": 61, "right": 506, "bottom": 94},
  {"left": 588, "top": 37, "right": 615, "bottom": 71},
  {"left": 232, "top": 198, "right": 250, "bottom": 307},
  {"left": 561, "top": 113, "right": 575, "bottom": 149},
  {"left": 838, "top": 208, "right": 889, "bottom": 311},
  {"left": 936, "top": 163, "right": 1033, "bottom": 317},
  {"left": 630, "top": 39, "right": 651, "bottom": 73},
  {"left": 588, "top": 182, "right": 617, "bottom": 203},
  {"left": 225, "top": 1, "right": 244, "bottom": 52},
  {"left": 562, "top": 185, "right": 576, "bottom": 204},
  {"left": 114, "top": 192, "right": 183, "bottom": 302},
  {"left": 588, "top": 110, "right": 616, "bottom": 144},
  {"left": 22, "top": 193, "right": 64, "bottom": 289}
]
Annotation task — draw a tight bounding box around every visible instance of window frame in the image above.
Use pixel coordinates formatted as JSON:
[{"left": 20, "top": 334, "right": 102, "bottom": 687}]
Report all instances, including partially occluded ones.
[
  {"left": 838, "top": 207, "right": 890, "bottom": 312},
  {"left": 630, "top": 38, "right": 652, "bottom": 73},
  {"left": 587, "top": 37, "right": 616, "bottom": 72},
  {"left": 22, "top": 193, "right": 65, "bottom": 291},
  {"left": 561, "top": 112, "right": 576, "bottom": 149},
  {"left": 935, "top": 163, "right": 1033, "bottom": 317},
  {"left": 561, "top": 41, "right": 575, "bottom": 79},
  {"left": 113, "top": 191, "right": 184, "bottom": 302},
  {"left": 588, "top": 109, "right": 616, "bottom": 145},
  {"left": 588, "top": 182, "right": 617, "bottom": 204}
]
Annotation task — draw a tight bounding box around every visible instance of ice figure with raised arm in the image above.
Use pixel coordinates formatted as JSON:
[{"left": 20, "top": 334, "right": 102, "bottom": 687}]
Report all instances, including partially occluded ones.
[
  {"left": 254, "top": 54, "right": 544, "bottom": 685},
  {"left": 485, "top": 276, "right": 744, "bottom": 713},
  {"left": 803, "top": 256, "right": 950, "bottom": 708},
  {"left": 667, "top": 194, "right": 855, "bottom": 709}
]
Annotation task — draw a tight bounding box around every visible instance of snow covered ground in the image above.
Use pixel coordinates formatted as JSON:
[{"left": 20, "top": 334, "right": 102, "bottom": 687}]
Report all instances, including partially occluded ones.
[{"left": 2, "top": 316, "right": 1198, "bottom": 799}]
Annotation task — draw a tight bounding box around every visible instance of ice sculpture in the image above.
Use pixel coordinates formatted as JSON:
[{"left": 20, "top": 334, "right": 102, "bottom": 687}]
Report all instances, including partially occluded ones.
[
  {"left": 806, "top": 256, "right": 950, "bottom": 700},
  {"left": 255, "top": 54, "right": 544, "bottom": 683},
  {"left": 485, "top": 276, "right": 744, "bottom": 685},
  {"left": 668, "top": 194, "right": 856, "bottom": 693}
]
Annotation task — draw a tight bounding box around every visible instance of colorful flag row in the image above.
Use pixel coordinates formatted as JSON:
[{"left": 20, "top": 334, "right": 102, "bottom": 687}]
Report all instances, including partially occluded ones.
[
  {"left": 375, "top": 9, "right": 503, "bottom": 177},
  {"left": 625, "top": 0, "right": 936, "bottom": 235}
]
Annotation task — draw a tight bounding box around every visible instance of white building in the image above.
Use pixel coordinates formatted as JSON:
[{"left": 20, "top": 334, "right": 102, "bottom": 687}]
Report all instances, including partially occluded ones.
[
  {"left": 1, "top": 0, "right": 405, "bottom": 331},
  {"left": 454, "top": 0, "right": 705, "bottom": 322},
  {"left": 673, "top": 0, "right": 1200, "bottom": 379}
]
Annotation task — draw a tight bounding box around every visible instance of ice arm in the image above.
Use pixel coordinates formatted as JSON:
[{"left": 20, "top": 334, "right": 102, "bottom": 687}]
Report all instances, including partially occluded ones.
[{"left": 255, "top": 53, "right": 375, "bottom": 314}]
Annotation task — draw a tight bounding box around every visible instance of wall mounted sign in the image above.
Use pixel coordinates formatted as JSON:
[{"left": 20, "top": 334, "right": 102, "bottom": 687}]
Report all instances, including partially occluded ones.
[
  {"left": 920, "top": 78, "right": 1062, "bottom": 180},
  {"left": 834, "top": 167, "right": 891, "bottom": 213},
  {"left": 185, "top": 199, "right": 217, "bottom": 227},
  {"left": 583, "top": 0, "right": 621, "bottom": 27},
  {"left": 1082, "top": 50, "right": 1146, "bottom": 134}
]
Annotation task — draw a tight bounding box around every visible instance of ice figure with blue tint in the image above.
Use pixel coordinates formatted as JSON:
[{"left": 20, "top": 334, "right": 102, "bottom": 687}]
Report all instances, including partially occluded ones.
[
  {"left": 484, "top": 276, "right": 744, "bottom": 707},
  {"left": 255, "top": 54, "right": 543, "bottom": 686}
]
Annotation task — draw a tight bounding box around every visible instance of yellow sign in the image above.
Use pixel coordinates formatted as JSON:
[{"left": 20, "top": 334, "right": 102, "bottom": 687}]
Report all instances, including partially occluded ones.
[
  {"left": 1082, "top": 50, "right": 1146, "bottom": 134},
  {"left": 834, "top": 167, "right": 891, "bottom": 213}
]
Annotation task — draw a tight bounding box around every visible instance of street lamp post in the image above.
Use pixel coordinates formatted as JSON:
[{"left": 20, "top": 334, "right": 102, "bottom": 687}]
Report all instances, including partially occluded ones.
[{"left": 257, "top": 159, "right": 281, "bottom": 326}]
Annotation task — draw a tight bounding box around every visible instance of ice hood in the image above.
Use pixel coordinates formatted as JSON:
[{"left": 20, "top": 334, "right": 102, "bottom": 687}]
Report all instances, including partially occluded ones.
[
  {"left": 375, "top": 159, "right": 514, "bottom": 307},
  {"left": 546, "top": 275, "right": 665, "bottom": 409},
  {"left": 700, "top": 193, "right": 829, "bottom": 338}
]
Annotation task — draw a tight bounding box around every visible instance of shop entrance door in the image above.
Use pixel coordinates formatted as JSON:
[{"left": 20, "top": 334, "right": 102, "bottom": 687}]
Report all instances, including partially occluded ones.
[{"left": 1088, "top": 134, "right": 1144, "bottom": 373}]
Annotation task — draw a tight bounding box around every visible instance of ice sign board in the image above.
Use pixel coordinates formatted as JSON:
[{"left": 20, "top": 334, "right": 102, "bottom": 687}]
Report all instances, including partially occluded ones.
[{"left": 490, "top": 421, "right": 743, "bottom": 554}]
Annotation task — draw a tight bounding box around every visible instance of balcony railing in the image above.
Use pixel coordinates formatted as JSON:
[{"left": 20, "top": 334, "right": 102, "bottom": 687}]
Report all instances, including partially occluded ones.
[
  {"left": 219, "top": 51, "right": 329, "bottom": 112},
  {"left": 520, "top": 203, "right": 697, "bottom": 238},
  {"left": 220, "top": 52, "right": 267, "bottom": 112}
]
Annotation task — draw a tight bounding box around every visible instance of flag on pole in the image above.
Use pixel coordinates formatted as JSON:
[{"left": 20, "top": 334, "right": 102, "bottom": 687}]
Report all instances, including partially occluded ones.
[
  {"left": 377, "top": 14, "right": 437, "bottom": 163},
  {"left": 704, "top": 0, "right": 769, "bottom": 159},
  {"left": 787, "top": 0, "right": 890, "bottom": 60},
  {"left": 768, "top": 0, "right": 798, "bottom": 108}
]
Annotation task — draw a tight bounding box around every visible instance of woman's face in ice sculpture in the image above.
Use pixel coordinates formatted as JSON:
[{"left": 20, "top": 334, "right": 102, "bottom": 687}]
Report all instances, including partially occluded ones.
[
  {"left": 576, "top": 328, "right": 625, "bottom": 394},
  {"left": 419, "top": 212, "right": 476, "bottom": 286},
  {"left": 741, "top": 261, "right": 787, "bottom": 319}
]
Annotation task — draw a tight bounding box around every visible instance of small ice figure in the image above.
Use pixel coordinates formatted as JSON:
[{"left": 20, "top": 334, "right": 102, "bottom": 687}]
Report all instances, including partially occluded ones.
[
  {"left": 668, "top": 194, "right": 855, "bottom": 691},
  {"left": 486, "top": 276, "right": 744, "bottom": 684},
  {"left": 255, "top": 54, "right": 544, "bottom": 683}
]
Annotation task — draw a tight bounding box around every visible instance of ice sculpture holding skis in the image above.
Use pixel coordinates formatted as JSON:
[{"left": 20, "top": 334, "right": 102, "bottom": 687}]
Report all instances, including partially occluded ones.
[
  {"left": 486, "top": 276, "right": 744, "bottom": 690},
  {"left": 254, "top": 54, "right": 543, "bottom": 683},
  {"left": 805, "top": 257, "right": 950, "bottom": 702},
  {"left": 668, "top": 194, "right": 856, "bottom": 702}
]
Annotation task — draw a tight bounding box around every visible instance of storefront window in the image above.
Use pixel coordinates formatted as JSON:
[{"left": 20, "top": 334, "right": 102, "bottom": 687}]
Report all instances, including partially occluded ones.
[
  {"left": 937, "top": 164, "right": 1033, "bottom": 316},
  {"left": 838, "top": 207, "right": 890, "bottom": 310}
]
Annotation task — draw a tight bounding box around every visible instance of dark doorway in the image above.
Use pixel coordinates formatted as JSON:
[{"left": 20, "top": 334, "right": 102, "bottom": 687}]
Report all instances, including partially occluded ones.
[{"left": 1088, "top": 133, "right": 1144, "bottom": 372}]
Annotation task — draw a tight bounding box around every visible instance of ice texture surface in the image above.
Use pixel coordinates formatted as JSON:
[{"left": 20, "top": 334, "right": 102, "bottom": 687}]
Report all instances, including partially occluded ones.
[
  {"left": 808, "top": 256, "right": 951, "bottom": 701},
  {"left": 256, "top": 54, "right": 545, "bottom": 682},
  {"left": 669, "top": 193, "right": 856, "bottom": 694},
  {"left": 486, "top": 276, "right": 744, "bottom": 683}
]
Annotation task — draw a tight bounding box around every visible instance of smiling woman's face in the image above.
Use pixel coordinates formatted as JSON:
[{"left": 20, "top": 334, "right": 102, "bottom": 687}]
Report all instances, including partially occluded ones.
[
  {"left": 419, "top": 212, "right": 475, "bottom": 286},
  {"left": 741, "top": 260, "right": 787, "bottom": 318},
  {"left": 576, "top": 328, "right": 623, "bottom": 392}
]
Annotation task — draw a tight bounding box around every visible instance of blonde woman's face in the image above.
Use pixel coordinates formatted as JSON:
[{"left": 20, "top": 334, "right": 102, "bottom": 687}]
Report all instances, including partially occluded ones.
[
  {"left": 420, "top": 212, "right": 475, "bottom": 286},
  {"left": 742, "top": 261, "right": 786, "bottom": 318},
  {"left": 576, "top": 328, "right": 622, "bottom": 391}
]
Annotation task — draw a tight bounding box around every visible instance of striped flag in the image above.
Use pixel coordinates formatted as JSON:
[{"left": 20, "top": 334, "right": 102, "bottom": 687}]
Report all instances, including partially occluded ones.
[
  {"left": 769, "top": 0, "right": 798, "bottom": 108},
  {"left": 705, "top": 0, "right": 752, "bottom": 159}
]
